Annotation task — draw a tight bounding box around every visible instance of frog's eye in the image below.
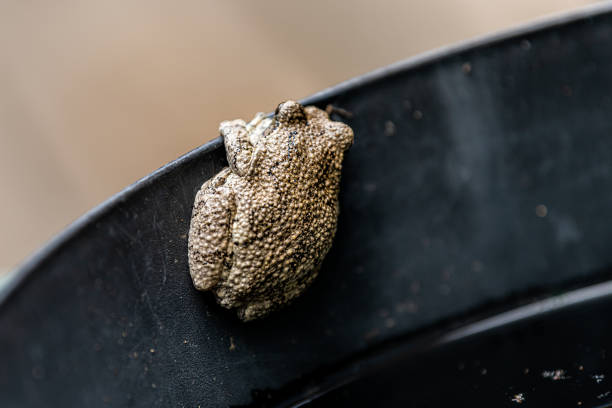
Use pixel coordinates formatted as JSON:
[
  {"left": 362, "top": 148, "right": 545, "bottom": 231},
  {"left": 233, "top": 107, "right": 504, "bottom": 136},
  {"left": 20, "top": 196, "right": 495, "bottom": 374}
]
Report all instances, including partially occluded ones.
[{"left": 275, "top": 100, "right": 307, "bottom": 124}]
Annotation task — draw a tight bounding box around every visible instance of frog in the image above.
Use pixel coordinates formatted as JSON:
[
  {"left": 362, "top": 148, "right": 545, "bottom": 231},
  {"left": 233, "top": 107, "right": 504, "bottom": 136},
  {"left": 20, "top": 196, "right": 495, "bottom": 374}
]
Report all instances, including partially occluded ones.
[{"left": 188, "top": 100, "right": 354, "bottom": 321}]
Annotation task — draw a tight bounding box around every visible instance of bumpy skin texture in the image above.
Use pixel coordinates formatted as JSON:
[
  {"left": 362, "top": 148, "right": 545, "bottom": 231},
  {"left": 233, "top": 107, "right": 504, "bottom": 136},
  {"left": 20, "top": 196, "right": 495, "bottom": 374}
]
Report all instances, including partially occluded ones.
[{"left": 188, "top": 101, "right": 354, "bottom": 321}]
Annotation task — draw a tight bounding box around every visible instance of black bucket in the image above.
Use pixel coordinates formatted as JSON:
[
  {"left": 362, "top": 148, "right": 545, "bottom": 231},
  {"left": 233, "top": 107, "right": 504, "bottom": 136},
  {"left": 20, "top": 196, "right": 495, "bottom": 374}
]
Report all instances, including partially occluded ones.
[{"left": 2, "top": 4, "right": 612, "bottom": 407}]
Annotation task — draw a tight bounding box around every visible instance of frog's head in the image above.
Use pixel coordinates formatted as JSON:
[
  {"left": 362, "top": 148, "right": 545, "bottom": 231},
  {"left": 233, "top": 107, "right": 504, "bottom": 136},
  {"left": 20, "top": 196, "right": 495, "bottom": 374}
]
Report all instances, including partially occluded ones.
[
  {"left": 274, "top": 100, "right": 307, "bottom": 124},
  {"left": 274, "top": 100, "right": 354, "bottom": 153}
]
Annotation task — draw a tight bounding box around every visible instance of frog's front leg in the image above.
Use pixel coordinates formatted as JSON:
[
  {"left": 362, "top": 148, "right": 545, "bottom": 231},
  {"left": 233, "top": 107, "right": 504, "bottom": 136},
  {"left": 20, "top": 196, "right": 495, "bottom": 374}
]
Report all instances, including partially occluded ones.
[
  {"left": 219, "top": 119, "right": 252, "bottom": 177},
  {"left": 220, "top": 113, "right": 272, "bottom": 177},
  {"left": 188, "top": 169, "right": 235, "bottom": 291}
]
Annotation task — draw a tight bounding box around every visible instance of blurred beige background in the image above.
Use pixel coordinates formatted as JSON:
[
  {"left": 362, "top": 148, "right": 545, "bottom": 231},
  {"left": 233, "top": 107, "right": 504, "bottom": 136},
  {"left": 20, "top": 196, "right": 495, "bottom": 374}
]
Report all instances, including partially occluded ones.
[{"left": 0, "top": 0, "right": 601, "bottom": 272}]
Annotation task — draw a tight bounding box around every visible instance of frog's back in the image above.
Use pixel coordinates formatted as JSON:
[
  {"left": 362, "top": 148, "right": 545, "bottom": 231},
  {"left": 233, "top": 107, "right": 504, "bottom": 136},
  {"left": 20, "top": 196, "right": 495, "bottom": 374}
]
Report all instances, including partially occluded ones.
[
  {"left": 226, "top": 137, "right": 341, "bottom": 308},
  {"left": 189, "top": 100, "right": 353, "bottom": 321}
]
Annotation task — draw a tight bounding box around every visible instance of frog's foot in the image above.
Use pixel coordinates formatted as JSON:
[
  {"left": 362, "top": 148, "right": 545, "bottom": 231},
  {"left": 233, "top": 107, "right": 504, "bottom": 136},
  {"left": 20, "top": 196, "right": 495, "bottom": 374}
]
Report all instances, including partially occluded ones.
[
  {"left": 245, "top": 113, "right": 272, "bottom": 146},
  {"left": 237, "top": 299, "right": 275, "bottom": 322},
  {"left": 324, "top": 104, "right": 353, "bottom": 119}
]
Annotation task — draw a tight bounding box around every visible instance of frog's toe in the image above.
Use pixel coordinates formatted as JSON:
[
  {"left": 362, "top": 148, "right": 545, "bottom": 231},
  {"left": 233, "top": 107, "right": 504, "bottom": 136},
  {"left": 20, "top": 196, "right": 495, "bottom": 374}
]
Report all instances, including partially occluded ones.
[
  {"left": 213, "top": 285, "right": 239, "bottom": 309},
  {"left": 237, "top": 299, "right": 274, "bottom": 322}
]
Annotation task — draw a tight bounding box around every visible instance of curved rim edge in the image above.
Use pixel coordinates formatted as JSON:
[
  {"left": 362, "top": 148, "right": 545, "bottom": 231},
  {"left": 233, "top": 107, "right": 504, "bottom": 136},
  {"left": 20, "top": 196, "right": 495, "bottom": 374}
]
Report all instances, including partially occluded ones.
[
  {"left": 282, "top": 279, "right": 612, "bottom": 408},
  {"left": 302, "top": 0, "right": 612, "bottom": 106},
  {"left": 2, "top": 1, "right": 612, "bottom": 307},
  {"left": 0, "top": 139, "right": 224, "bottom": 307}
]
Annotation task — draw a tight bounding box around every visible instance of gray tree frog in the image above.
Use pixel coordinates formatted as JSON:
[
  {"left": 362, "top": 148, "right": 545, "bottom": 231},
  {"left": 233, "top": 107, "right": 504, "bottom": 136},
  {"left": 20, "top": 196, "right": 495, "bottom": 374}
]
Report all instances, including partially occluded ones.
[{"left": 188, "top": 101, "right": 354, "bottom": 321}]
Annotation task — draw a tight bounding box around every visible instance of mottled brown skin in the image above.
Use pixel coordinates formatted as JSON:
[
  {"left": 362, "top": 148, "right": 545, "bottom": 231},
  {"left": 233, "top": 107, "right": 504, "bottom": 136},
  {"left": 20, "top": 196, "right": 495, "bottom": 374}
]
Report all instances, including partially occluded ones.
[{"left": 188, "top": 101, "right": 354, "bottom": 321}]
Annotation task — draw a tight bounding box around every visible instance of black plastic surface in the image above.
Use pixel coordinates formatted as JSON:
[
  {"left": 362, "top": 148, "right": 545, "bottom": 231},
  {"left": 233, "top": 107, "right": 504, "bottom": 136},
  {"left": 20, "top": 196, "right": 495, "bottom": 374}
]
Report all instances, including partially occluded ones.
[
  {"left": 2, "top": 5, "right": 612, "bottom": 407},
  {"left": 303, "top": 282, "right": 612, "bottom": 407}
]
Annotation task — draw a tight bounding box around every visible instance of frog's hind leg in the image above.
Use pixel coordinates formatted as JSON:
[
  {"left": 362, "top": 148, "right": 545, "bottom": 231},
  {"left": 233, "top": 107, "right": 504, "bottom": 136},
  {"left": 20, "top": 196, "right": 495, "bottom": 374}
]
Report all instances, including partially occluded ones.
[
  {"left": 188, "top": 169, "right": 234, "bottom": 291},
  {"left": 236, "top": 263, "right": 323, "bottom": 321}
]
